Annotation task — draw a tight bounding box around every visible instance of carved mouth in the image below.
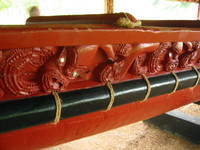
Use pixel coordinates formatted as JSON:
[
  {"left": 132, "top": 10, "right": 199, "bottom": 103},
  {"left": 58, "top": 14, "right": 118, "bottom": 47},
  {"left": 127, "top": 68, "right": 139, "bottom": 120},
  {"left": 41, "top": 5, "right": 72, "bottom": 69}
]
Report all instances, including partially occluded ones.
[{"left": 42, "top": 71, "right": 68, "bottom": 93}]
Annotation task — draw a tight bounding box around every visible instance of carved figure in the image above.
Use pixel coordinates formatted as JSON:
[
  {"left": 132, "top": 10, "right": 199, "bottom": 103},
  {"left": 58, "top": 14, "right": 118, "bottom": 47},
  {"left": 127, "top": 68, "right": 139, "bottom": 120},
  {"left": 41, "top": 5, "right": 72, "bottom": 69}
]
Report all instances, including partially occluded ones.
[
  {"left": 98, "top": 43, "right": 160, "bottom": 81},
  {"left": 129, "top": 54, "right": 147, "bottom": 76},
  {"left": 179, "top": 41, "right": 200, "bottom": 68},
  {"left": 42, "top": 47, "right": 69, "bottom": 93},
  {"left": 165, "top": 42, "right": 183, "bottom": 71},
  {"left": 96, "top": 44, "right": 131, "bottom": 83},
  {"left": 147, "top": 42, "right": 172, "bottom": 74}
]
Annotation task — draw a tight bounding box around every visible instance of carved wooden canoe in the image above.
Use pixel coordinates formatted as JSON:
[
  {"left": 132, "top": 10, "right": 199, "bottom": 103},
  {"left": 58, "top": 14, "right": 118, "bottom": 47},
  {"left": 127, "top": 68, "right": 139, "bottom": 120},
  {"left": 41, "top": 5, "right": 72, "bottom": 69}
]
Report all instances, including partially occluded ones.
[{"left": 0, "top": 13, "right": 200, "bottom": 150}]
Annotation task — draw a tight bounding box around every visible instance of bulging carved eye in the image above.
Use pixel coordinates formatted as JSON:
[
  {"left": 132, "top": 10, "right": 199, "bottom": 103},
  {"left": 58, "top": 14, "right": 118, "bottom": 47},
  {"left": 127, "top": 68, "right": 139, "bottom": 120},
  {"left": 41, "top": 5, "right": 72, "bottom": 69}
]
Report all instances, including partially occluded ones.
[
  {"left": 72, "top": 71, "right": 79, "bottom": 78},
  {"left": 59, "top": 57, "right": 65, "bottom": 63},
  {"left": 168, "top": 52, "right": 173, "bottom": 58},
  {"left": 64, "top": 68, "right": 80, "bottom": 79},
  {"left": 57, "top": 48, "right": 67, "bottom": 68}
]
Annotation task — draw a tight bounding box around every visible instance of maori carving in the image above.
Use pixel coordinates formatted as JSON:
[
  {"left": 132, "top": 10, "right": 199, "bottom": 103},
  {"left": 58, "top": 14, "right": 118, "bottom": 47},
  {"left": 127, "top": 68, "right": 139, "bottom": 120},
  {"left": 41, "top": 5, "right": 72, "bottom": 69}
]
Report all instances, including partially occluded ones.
[
  {"left": 129, "top": 54, "right": 147, "bottom": 76},
  {"left": 131, "top": 41, "right": 200, "bottom": 76},
  {"left": 147, "top": 42, "right": 172, "bottom": 74},
  {"left": 96, "top": 44, "right": 131, "bottom": 83},
  {"left": 64, "top": 45, "right": 99, "bottom": 80},
  {"left": 0, "top": 41, "right": 199, "bottom": 98},
  {"left": 97, "top": 59, "right": 125, "bottom": 83},
  {"left": 114, "top": 44, "right": 132, "bottom": 57},
  {"left": 62, "top": 44, "right": 128, "bottom": 83},
  {"left": 179, "top": 41, "right": 200, "bottom": 68},
  {"left": 42, "top": 48, "right": 69, "bottom": 93},
  {"left": 165, "top": 42, "right": 183, "bottom": 71},
  {"left": 0, "top": 47, "right": 56, "bottom": 96}
]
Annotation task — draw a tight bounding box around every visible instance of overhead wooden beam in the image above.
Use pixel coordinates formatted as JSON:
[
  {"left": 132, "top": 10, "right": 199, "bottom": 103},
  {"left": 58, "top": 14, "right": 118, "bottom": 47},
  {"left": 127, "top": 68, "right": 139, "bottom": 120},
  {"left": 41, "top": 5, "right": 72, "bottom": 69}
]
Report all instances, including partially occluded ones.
[{"left": 104, "top": 0, "right": 114, "bottom": 13}]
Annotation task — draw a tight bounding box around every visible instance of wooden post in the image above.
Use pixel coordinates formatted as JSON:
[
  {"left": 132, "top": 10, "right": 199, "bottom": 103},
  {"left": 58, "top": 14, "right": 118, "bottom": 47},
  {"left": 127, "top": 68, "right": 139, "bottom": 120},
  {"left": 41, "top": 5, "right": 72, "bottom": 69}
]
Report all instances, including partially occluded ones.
[
  {"left": 198, "top": 3, "right": 200, "bottom": 20},
  {"left": 104, "top": 0, "right": 114, "bottom": 14}
]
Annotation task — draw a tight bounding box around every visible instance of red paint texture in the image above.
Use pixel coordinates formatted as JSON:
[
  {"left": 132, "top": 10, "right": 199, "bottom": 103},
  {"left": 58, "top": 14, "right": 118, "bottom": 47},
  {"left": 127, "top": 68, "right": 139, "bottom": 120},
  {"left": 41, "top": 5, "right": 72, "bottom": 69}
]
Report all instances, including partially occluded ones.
[
  {"left": 0, "top": 86, "right": 200, "bottom": 150},
  {"left": 1, "top": 13, "right": 200, "bottom": 149}
]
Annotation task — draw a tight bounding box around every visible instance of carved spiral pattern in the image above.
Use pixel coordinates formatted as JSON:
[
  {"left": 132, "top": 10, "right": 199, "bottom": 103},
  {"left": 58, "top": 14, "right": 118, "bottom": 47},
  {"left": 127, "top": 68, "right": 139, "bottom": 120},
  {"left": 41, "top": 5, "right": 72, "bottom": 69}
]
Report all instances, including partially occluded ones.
[
  {"left": 130, "top": 41, "right": 200, "bottom": 76},
  {"left": 0, "top": 41, "right": 199, "bottom": 98},
  {"left": 42, "top": 71, "right": 67, "bottom": 93},
  {"left": 165, "top": 58, "right": 179, "bottom": 71},
  {"left": 0, "top": 47, "right": 54, "bottom": 96},
  {"left": 115, "top": 44, "right": 132, "bottom": 57},
  {"left": 130, "top": 54, "right": 147, "bottom": 76},
  {"left": 179, "top": 41, "right": 200, "bottom": 68},
  {"left": 147, "top": 42, "right": 172, "bottom": 74}
]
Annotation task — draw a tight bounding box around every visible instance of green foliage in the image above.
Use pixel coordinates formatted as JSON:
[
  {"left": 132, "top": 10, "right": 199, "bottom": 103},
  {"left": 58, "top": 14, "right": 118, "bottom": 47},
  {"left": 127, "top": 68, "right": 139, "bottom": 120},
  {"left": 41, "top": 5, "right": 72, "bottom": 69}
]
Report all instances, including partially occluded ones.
[
  {"left": 0, "top": 0, "right": 39, "bottom": 11},
  {"left": 0, "top": 0, "right": 12, "bottom": 10},
  {"left": 153, "top": 0, "right": 160, "bottom": 6},
  {"left": 153, "top": 0, "right": 190, "bottom": 10},
  {"left": 180, "top": 2, "right": 190, "bottom": 8}
]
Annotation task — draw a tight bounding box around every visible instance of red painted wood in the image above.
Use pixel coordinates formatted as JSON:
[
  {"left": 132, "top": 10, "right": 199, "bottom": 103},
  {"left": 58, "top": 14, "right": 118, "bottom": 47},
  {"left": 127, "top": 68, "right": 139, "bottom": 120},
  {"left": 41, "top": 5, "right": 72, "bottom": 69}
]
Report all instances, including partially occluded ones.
[
  {"left": 1, "top": 13, "right": 200, "bottom": 149},
  {"left": 0, "top": 85, "right": 199, "bottom": 150},
  {"left": 0, "top": 26, "right": 200, "bottom": 49},
  {"left": 0, "top": 42, "right": 199, "bottom": 101}
]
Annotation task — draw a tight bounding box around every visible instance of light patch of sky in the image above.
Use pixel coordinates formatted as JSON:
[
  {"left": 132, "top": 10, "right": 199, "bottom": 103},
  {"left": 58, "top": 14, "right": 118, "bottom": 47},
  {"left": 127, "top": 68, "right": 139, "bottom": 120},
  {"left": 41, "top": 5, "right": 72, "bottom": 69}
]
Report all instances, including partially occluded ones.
[
  {"left": 0, "top": 0, "right": 198, "bottom": 25},
  {"left": 38, "top": 0, "right": 104, "bottom": 16},
  {"left": 114, "top": 0, "right": 198, "bottom": 20},
  {"left": 0, "top": 0, "right": 104, "bottom": 24}
]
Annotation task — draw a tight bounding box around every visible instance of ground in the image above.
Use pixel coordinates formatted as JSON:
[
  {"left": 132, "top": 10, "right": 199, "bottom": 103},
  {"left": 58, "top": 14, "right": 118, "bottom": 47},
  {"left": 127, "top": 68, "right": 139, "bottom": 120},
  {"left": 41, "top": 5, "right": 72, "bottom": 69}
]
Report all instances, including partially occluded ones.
[{"left": 45, "top": 104, "right": 200, "bottom": 150}]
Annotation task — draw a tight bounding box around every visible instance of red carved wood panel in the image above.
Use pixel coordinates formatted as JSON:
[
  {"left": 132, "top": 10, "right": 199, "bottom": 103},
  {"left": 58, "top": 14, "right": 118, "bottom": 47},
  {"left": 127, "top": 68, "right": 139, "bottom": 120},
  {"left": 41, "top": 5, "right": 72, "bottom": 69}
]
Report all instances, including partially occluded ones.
[{"left": 0, "top": 42, "right": 199, "bottom": 100}]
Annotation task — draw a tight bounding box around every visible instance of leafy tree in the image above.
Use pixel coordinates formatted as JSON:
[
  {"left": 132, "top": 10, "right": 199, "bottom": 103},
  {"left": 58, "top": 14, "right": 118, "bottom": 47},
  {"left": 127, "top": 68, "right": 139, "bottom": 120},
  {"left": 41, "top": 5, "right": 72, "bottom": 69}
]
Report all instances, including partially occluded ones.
[
  {"left": 0, "top": 0, "right": 12, "bottom": 10},
  {"left": 0, "top": 0, "right": 39, "bottom": 11},
  {"left": 153, "top": 0, "right": 190, "bottom": 9}
]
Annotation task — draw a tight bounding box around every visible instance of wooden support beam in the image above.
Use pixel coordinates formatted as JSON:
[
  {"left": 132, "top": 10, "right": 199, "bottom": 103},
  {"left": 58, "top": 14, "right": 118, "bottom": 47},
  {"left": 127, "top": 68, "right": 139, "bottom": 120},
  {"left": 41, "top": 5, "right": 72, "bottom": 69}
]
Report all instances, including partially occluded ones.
[
  {"left": 198, "top": 3, "right": 200, "bottom": 20},
  {"left": 104, "top": 0, "right": 114, "bottom": 14}
]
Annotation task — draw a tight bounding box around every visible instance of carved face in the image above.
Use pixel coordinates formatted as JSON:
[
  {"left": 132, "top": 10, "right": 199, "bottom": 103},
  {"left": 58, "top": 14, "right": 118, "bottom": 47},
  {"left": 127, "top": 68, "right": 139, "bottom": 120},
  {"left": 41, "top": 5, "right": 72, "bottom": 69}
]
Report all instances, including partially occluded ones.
[
  {"left": 165, "top": 52, "right": 179, "bottom": 71},
  {"left": 42, "top": 48, "right": 69, "bottom": 93}
]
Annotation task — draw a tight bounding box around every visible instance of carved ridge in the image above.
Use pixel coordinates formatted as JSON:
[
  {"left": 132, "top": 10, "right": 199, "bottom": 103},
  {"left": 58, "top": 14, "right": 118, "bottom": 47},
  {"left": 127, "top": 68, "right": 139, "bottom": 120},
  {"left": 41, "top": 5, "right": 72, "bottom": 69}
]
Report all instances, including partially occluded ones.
[{"left": 0, "top": 47, "right": 54, "bottom": 96}]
